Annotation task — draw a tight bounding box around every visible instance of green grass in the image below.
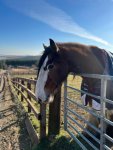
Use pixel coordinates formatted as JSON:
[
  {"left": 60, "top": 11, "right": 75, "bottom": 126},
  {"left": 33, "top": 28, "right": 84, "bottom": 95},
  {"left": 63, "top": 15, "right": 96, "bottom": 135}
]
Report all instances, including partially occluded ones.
[
  {"left": 33, "top": 132, "right": 82, "bottom": 150},
  {"left": 17, "top": 91, "right": 41, "bottom": 133},
  {"left": 32, "top": 131, "right": 97, "bottom": 150}
]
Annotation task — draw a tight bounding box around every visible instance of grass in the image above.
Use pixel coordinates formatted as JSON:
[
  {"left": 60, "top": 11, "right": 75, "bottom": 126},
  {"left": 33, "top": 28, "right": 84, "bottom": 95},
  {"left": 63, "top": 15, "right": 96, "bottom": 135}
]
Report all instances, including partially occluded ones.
[
  {"left": 17, "top": 91, "right": 41, "bottom": 133},
  {"left": 12, "top": 74, "right": 37, "bottom": 79},
  {"left": 33, "top": 131, "right": 82, "bottom": 150},
  {"left": 33, "top": 131, "right": 97, "bottom": 150}
]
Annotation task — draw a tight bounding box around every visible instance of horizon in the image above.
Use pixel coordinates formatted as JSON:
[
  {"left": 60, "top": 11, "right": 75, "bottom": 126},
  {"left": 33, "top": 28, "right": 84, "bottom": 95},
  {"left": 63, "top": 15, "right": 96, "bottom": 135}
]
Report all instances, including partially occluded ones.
[
  {"left": 0, "top": 0, "right": 113, "bottom": 55},
  {"left": 0, "top": 54, "right": 41, "bottom": 56}
]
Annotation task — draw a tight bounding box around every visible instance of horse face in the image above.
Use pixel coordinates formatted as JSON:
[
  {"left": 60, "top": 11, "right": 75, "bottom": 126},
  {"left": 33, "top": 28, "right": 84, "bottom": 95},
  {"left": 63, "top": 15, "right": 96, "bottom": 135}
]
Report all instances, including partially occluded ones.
[{"left": 35, "top": 39, "right": 68, "bottom": 103}]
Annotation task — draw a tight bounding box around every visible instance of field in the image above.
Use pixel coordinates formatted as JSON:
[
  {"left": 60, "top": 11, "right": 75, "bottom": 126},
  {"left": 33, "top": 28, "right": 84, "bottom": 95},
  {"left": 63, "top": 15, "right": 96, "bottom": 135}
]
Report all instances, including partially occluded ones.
[
  {"left": 11, "top": 69, "right": 96, "bottom": 150},
  {"left": 10, "top": 68, "right": 37, "bottom": 76}
]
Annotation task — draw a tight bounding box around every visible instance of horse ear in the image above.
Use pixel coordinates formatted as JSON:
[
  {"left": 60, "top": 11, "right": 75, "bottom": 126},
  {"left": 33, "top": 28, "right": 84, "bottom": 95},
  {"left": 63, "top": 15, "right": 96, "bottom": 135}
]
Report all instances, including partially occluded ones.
[
  {"left": 43, "top": 44, "right": 47, "bottom": 49},
  {"left": 49, "top": 39, "right": 58, "bottom": 52}
]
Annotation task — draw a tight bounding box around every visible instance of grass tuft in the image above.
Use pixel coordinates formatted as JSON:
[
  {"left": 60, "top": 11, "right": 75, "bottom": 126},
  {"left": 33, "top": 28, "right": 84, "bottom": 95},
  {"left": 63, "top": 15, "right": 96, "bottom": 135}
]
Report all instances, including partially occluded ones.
[{"left": 33, "top": 133, "right": 82, "bottom": 150}]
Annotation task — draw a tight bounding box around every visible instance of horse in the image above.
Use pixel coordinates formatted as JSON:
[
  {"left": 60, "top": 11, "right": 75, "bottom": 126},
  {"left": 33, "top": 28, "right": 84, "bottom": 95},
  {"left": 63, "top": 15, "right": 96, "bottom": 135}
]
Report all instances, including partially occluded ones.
[{"left": 35, "top": 39, "right": 113, "bottom": 147}]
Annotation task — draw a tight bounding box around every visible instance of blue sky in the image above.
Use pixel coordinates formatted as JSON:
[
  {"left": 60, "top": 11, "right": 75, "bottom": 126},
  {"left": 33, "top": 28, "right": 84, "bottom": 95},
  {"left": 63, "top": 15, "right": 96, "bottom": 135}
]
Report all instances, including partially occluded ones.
[{"left": 0, "top": 0, "right": 113, "bottom": 55}]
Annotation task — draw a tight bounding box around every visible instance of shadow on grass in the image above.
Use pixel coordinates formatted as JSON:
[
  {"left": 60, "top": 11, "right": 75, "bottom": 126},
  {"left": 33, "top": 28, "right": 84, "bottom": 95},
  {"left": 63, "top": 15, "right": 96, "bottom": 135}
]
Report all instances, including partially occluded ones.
[
  {"left": 33, "top": 133, "right": 100, "bottom": 150},
  {"left": 33, "top": 136, "right": 81, "bottom": 150}
]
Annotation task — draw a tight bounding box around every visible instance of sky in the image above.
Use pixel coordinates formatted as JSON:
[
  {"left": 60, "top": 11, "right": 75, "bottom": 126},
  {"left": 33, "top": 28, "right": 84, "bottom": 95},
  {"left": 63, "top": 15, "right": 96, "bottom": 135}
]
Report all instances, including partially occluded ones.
[{"left": 0, "top": 0, "right": 113, "bottom": 55}]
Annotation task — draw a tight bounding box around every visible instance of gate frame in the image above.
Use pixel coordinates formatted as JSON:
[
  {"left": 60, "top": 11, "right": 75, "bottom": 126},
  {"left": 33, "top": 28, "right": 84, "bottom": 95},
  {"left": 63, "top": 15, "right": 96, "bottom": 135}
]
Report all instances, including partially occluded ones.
[{"left": 64, "top": 74, "right": 113, "bottom": 150}]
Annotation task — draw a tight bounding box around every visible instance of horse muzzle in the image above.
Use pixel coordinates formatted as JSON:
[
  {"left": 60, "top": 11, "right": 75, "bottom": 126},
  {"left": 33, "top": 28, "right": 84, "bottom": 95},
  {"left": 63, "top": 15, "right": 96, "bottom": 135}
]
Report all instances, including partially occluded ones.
[{"left": 37, "top": 94, "right": 54, "bottom": 104}]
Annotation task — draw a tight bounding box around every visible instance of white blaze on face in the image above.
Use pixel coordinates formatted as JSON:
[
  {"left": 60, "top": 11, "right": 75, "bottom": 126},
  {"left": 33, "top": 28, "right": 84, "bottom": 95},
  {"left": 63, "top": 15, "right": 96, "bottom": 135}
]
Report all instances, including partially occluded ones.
[{"left": 35, "top": 57, "right": 49, "bottom": 102}]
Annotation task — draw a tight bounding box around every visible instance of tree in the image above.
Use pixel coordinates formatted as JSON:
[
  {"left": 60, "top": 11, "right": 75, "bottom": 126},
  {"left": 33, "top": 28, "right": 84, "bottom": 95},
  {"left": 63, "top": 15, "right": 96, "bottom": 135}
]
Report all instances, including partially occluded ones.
[{"left": 0, "top": 60, "right": 7, "bottom": 69}]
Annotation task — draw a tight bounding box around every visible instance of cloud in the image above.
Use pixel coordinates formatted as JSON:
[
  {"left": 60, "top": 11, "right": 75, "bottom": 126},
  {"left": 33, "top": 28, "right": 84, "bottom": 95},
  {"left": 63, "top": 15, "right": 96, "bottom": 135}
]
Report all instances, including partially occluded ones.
[{"left": 3, "top": 0, "right": 112, "bottom": 46}]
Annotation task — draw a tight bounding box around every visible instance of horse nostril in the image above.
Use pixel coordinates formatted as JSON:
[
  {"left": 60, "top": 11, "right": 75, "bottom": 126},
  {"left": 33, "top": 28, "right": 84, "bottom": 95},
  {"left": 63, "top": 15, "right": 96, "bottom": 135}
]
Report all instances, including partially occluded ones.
[{"left": 38, "top": 99, "right": 42, "bottom": 104}]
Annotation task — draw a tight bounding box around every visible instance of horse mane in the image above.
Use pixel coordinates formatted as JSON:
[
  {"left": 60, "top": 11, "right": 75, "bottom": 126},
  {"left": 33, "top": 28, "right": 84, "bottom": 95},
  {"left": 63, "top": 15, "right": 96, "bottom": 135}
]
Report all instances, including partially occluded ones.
[
  {"left": 57, "top": 42, "right": 102, "bottom": 53},
  {"left": 57, "top": 42, "right": 89, "bottom": 49}
]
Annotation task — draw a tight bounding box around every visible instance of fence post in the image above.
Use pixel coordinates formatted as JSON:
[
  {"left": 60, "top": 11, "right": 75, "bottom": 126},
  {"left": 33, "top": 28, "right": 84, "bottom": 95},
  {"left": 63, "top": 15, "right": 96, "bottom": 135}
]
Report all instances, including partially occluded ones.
[
  {"left": 17, "top": 78, "right": 19, "bottom": 95},
  {"left": 13, "top": 78, "right": 15, "bottom": 86},
  {"left": 21, "top": 80, "right": 24, "bottom": 101},
  {"left": 34, "top": 78, "right": 37, "bottom": 93},
  {"left": 64, "top": 79, "right": 67, "bottom": 130},
  {"left": 27, "top": 81, "right": 32, "bottom": 113},
  {"left": 0, "top": 77, "right": 1, "bottom": 85},
  {"left": 40, "top": 103, "right": 46, "bottom": 139},
  {"left": 100, "top": 77, "right": 107, "bottom": 150},
  {"left": 15, "top": 78, "right": 17, "bottom": 87},
  {"left": 48, "top": 86, "right": 61, "bottom": 135}
]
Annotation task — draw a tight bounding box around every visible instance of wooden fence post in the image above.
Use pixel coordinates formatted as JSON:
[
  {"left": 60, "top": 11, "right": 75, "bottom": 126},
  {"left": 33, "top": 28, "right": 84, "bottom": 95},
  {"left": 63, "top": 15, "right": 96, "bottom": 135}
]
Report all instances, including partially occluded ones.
[
  {"left": 27, "top": 81, "right": 31, "bottom": 113},
  {"left": 48, "top": 86, "right": 61, "bottom": 135},
  {"left": 0, "top": 78, "right": 1, "bottom": 85},
  {"left": 17, "top": 78, "right": 19, "bottom": 95},
  {"left": 34, "top": 78, "right": 37, "bottom": 93},
  {"left": 21, "top": 80, "right": 24, "bottom": 101},
  {"left": 40, "top": 103, "right": 46, "bottom": 139},
  {"left": 13, "top": 78, "right": 15, "bottom": 86},
  {"left": 15, "top": 78, "right": 17, "bottom": 86}
]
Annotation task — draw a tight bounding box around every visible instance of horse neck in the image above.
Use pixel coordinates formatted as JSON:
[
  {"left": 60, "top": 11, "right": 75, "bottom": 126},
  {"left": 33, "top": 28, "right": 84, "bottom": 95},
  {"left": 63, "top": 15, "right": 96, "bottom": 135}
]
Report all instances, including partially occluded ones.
[{"left": 59, "top": 44, "right": 105, "bottom": 75}]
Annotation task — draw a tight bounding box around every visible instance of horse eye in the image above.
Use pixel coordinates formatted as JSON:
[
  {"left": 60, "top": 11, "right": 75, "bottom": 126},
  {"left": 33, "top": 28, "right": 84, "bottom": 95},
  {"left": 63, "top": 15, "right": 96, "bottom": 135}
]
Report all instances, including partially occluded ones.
[{"left": 47, "top": 64, "right": 54, "bottom": 70}]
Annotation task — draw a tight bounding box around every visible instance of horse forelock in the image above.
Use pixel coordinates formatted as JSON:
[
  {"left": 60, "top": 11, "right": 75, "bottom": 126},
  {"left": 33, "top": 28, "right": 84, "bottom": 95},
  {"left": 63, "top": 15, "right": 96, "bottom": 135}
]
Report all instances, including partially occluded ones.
[{"left": 38, "top": 47, "right": 51, "bottom": 74}]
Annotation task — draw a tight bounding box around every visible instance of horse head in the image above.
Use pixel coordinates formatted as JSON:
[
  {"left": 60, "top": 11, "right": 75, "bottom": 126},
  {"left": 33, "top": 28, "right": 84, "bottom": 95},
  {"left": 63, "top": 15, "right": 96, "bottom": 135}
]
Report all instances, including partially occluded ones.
[{"left": 35, "top": 39, "right": 69, "bottom": 103}]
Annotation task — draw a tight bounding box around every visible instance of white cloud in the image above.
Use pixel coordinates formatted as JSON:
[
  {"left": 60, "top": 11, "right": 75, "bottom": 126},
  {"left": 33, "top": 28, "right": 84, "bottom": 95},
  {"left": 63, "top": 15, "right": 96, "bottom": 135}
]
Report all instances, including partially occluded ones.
[{"left": 3, "top": 0, "right": 112, "bottom": 46}]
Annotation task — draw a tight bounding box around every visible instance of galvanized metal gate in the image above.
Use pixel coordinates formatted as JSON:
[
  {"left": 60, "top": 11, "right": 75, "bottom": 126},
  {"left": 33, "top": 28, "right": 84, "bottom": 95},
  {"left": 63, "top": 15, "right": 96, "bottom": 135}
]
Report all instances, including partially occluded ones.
[{"left": 64, "top": 74, "right": 113, "bottom": 150}]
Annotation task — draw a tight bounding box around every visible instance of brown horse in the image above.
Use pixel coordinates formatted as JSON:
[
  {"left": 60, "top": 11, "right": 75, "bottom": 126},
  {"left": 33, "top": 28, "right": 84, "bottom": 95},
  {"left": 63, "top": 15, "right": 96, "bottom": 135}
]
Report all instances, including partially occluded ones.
[
  {"left": 35, "top": 39, "right": 113, "bottom": 144},
  {"left": 35, "top": 39, "right": 110, "bottom": 102}
]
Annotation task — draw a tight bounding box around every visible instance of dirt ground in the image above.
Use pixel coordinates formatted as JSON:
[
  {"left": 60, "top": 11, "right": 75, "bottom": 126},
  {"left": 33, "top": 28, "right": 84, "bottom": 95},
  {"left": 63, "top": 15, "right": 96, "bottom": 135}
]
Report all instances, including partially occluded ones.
[{"left": 0, "top": 76, "right": 31, "bottom": 150}]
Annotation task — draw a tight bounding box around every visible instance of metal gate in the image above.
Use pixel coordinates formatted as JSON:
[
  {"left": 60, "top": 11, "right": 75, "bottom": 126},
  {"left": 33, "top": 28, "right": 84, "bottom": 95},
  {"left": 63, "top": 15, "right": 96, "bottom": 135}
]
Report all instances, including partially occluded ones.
[{"left": 64, "top": 74, "right": 113, "bottom": 150}]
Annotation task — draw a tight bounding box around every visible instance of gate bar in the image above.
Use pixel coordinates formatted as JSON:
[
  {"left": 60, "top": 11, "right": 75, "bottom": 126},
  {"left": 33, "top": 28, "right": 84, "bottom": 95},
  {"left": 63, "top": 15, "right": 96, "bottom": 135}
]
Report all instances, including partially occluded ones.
[
  {"left": 64, "top": 79, "right": 68, "bottom": 130},
  {"left": 100, "top": 78, "right": 107, "bottom": 150}
]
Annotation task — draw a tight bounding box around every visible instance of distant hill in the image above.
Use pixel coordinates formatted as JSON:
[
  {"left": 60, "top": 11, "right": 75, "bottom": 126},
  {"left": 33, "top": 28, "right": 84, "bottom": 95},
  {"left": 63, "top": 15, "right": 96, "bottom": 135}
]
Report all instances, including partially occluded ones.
[
  {"left": 17, "top": 56, "right": 41, "bottom": 61},
  {"left": 0, "top": 55, "right": 41, "bottom": 61},
  {"left": 0, "top": 55, "right": 41, "bottom": 67}
]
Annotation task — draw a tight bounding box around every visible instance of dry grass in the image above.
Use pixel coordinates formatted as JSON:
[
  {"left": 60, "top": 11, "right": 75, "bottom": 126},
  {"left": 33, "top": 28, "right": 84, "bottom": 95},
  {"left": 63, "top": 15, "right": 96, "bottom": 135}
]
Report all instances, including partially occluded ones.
[
  {"left": 10, "top": 68, "right": 37, "bottom": 76},
  {"left": 61, "top": 75, "right": 89, "bottom": 134}
]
